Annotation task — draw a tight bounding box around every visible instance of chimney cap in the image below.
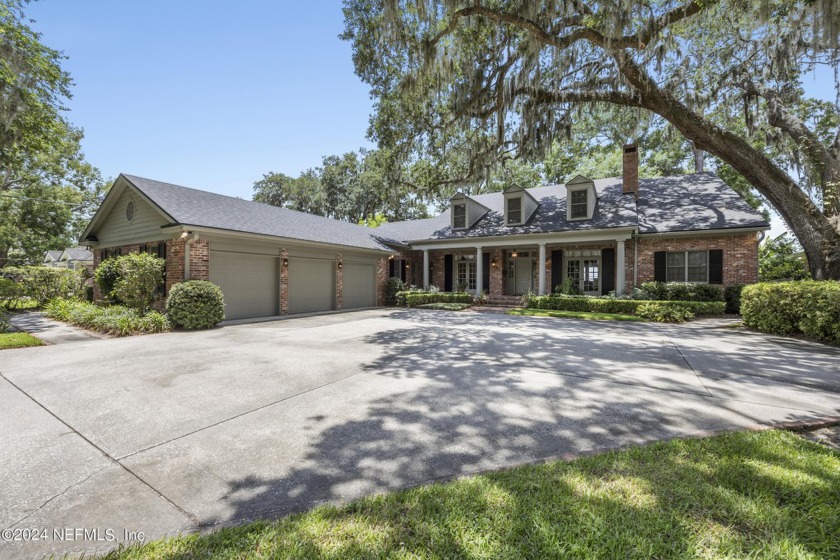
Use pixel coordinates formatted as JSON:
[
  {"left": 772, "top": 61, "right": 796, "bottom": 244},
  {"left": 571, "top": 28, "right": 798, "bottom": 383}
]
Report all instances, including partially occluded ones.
[{"left": 623, "top": 144, "right": 638, "bottom": 153}]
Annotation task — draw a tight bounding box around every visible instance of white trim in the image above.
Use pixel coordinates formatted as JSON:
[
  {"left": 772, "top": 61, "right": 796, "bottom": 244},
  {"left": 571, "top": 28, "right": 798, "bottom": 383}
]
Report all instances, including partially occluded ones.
[
  {"left": 638, "top": 227, "right": 767, "bottom": 239},
  {"left": 409, "top": 229, "right": 634, "bottom": 250}
]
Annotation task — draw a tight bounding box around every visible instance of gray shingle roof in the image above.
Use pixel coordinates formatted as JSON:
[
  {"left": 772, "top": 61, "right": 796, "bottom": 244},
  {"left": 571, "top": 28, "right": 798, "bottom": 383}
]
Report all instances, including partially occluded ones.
[
  {"left": 44, "top": 250, "right": 62, "bottom": 261},
  {"left": 122, "top": 175, "right": 393, "bottom": 253},
  {"left": 64, "top": 247, "right": 93, "bottom": 261},
  {"left": 376, "top": 172, "right": 768, "bottom": 243}
]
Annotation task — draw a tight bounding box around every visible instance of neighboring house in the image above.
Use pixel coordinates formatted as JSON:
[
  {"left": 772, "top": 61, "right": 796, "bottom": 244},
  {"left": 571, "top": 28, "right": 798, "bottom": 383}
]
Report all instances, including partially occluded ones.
[
  {"left": 42, "top": 247, "right": 94, "bottom": 271},
  {"left": 80, "top": 146, "right": 769, "bottom": 320},
  {"left": 377, "top": 145, "right": 769, "bottom": 299},
  {"left": 80, "top": 174, "right": 394, "bottom": 320}
]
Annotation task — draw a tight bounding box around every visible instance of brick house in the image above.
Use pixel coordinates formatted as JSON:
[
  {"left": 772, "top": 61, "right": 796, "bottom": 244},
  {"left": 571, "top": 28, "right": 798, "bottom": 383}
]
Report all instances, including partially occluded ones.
[
  {"left": 375, "top": 145, "right": 769, "bottom": 300},
  {"left": 80, "top": 146, "right": 767, "bottom": 319}
]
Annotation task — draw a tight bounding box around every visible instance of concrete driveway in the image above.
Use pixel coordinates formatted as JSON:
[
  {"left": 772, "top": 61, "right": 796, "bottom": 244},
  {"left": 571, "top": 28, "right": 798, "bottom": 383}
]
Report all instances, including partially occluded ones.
[{"left": 2, "top": 309, "right": 839, "bottom": 558}]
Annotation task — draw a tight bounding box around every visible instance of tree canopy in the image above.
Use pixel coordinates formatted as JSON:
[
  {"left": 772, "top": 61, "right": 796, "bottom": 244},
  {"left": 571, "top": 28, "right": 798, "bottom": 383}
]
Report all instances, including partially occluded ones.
[
  {"left": 342, "top": 0, "right": 840, "bottom": 279},
  {"left": 0, "top": 0, "right": 104, "bottom": 266}
]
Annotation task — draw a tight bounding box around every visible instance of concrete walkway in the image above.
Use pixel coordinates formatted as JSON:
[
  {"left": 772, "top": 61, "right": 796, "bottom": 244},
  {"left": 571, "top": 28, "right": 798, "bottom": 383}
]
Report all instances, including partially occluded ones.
[
  {"left": 8, "top": 311, "right": 103, "bottom": 344},
  {"left": 1, "top": 309, "right": 838, "bottom": 558}
]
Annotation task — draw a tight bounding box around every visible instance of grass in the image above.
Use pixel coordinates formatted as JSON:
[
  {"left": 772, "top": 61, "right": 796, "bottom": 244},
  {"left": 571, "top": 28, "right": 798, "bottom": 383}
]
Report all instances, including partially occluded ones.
[
  {"left": 417, "top": 302, "right": 472, "bottom": 311},
  {"left": 0, "top": 332, "right": 43, "bottom": 349},
  {"left": 507, "top": 307, "right": 644, "bottom": 322},
  {"left": 102, "top": 430, "right": 839, "bottom": 559}
]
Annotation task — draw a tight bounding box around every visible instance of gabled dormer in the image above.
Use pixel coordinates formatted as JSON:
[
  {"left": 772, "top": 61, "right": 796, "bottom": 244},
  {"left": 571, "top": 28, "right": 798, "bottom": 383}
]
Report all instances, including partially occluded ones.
[
  {"left": 450, "top": 192, "right": 489, "bottom": 230},
  {"left": 503, "top": 185, "right": 539, "bottom": 226},
  {"left": 565, "top": 175, "right": 597, "bottom": 221}
]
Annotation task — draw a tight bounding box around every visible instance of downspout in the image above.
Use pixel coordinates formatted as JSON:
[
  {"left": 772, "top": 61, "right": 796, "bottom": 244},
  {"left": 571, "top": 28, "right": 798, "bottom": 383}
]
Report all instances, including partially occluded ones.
[{"left": 184, "top": 231, "right": 199, "bottom": 280}]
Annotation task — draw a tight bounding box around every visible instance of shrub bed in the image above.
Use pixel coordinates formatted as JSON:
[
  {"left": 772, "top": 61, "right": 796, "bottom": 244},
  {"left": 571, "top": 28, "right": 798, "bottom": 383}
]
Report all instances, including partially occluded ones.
[
  {"left": 526, "top": 295, "right": 725, "bottom": 319},
  {"left": 399, "top": 291, "right": 472, "bottom": 307},
  {"left": 635, "top": 281, "right": 723, "bottom": 302},
  {"left": 45, "top": 298, "right": 170, "bottom": 337},
  {"left": 2, "top": 266, "right": 85, "bottom": 306},
  {"left": 166, "top": 281, "right": 225, "bottom": 329},
  {"left": 741, "top": 281, "right": 840, "bottom": 344}
]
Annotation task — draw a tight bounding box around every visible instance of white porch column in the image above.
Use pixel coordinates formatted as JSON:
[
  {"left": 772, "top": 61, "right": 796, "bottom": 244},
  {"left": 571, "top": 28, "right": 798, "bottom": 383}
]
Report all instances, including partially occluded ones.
[
  {"left": 422, "top": 250, "right": 430, "bottom": 290},
  {"left": 538, "top": 243, "right": 547, "bottom": 295},
  {"left": 475, "top": 246, "right": 483, "bottom": 294},
  {"left": 616, "top": 240, "right": 626, "bottom": 295}
]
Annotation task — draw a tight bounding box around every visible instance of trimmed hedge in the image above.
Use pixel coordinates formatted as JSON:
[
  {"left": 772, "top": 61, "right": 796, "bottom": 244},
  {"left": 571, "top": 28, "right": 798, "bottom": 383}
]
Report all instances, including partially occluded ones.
[
  {"left": 724, "top": 284, "right": 745, "bottom": 314},
  {"left": 166, "top": 281, "right": 225, "bottom": 329},
  {"left": 741, "top": 281, "right": 840, "bottom": 344},
  {"left": 400, "top": 291, "right": 472, "bottom": 307},
  {"left": 526, "top": 295, "right": 725, "bottom": 316},
  {"left": 635, "top": 281, "right": 724, "bottom": 302}
]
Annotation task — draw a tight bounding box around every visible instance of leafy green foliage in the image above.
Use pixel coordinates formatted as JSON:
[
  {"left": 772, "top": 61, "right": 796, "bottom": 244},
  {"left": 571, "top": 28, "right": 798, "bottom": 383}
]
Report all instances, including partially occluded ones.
[
  {"left": 94, "top": 257, "right": 122, "bottom": 302},
  {"left": 0, "top": 308, "right": 9, "bottom": 333},
  {"left": 742, "top": 281, "right": 840, "bottom": 343},
  {"left": 44, "top": 298, "right": 170, "bottom": 337},
  {"left": 0, "top": 2, "right": 105, "bottom": 267},
  {"left": 759, "top": 233, "right": 810, "bottom": 281},
  {"left": 0, "top": 277, "right": 23, "bottom": 309},
  {"left": 724, "top": 284, "right": 745, "bottom": 315},
  {"left": 165, "top": 281, "right": 225, "bottom": 330},
  {"left": 555, "top": 276, "right": 582, "bottom": 295},
  {"left": 110, "top": 253, "right": 165, "bottom": 313},
  {"left": 416, "top": 302, "right": 471, "bottom": 311},
  {"left": 634, "top": 282, "right": 724, "bottom": 302},
  {"left": 507, "top": 308, "right": 643, "bottom": 322},
  {"left": 637, "top": 302, "right": 695, "bottom": 323},
  {"left": 527, "top": 295, "right": 724, "bottom": 317},
  {"left": 399, "top": 291, "right": 472, "bottom": 307},
  {"left": 3, "top": 265, "right": 84, "bottom": 305},
  {"left": 385, "top": 276, "right": 405, "bottom": 305}
]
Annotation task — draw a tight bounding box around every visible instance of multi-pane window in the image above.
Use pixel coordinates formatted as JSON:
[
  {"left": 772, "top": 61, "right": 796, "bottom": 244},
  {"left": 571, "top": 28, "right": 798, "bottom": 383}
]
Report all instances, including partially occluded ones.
[
  {"left": 456, "top": 259, "right": 476, "bottom": 290},
  {"left": 570, "top": 189, "right": 588, "bottom": 219},
  {"left": 667, "top": 251, "right": 708, "bottom": 283},
  {"left": 453, "top": 203, "right": 467, "bottom": 229},
  {"left": 506, "top": 197, "right": 522, "bottom": 225},
  {"left": 583, "top": 259, "right": 600, "bottom": 292}
]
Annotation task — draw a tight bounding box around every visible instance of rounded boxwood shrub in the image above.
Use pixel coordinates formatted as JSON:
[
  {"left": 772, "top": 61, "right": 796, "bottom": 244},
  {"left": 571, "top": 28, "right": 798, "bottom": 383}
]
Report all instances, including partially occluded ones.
[{"left": 165, "top": 280, "right": 225, "bottom": 330}]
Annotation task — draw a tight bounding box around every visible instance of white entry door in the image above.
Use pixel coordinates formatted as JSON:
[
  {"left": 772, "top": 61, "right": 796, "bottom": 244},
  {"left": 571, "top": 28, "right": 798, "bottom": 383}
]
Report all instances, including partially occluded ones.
[{"left": 513, "top": 258, "right": 533, "bottom": 295}]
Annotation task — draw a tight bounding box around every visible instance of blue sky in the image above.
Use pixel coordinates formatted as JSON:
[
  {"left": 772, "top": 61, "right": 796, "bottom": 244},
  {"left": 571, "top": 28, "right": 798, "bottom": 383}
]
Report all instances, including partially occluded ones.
[
  {"left": 26, "top": 0, "right": 375, "bottom": 198},
  {"left": 27, "top": 0, "right": 836, "bottom": 238}
]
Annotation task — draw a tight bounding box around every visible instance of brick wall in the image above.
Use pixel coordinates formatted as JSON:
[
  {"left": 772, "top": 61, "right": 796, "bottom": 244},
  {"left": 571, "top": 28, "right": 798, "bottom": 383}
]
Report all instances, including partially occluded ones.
[
  {"left": 635, "top": 233, "right": 759, "bottom": 286},
  {"left": 336, "top": 253, "right": 343, "bottom": 310},
  {"left": 376, "top": 257, "right": 388, "bottom": 306},
  {"left": 280, "top": 249, "right": 289, "bottom": 315},
  {"left": 165, "top": 237, "right": 209, "bottom": 293},
  {"left": 489, "top": 249, "right": 503, "bottom": 296}
]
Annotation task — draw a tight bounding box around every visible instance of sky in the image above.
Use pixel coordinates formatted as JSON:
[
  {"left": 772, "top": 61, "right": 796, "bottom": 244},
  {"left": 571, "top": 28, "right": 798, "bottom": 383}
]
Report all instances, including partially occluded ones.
[
  {"left": 25, "top": 1, "right": 837, "bottom": 237},
  {"left": 26, "top": 0, "right": 376, "bottom": 198}
]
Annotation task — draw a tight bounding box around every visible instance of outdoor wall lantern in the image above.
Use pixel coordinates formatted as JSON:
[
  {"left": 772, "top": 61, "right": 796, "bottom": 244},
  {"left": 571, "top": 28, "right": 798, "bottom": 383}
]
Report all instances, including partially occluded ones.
[
  {"left": 282, "top": 258, "right": 289, "bottom": 267},
  {"left": 337, "top": 261, "right": 343, "bottom": 270}
]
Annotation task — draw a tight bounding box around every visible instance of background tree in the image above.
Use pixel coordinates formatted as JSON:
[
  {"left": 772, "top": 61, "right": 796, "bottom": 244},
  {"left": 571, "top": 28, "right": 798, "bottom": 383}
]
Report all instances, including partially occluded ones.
[
  {"left": 342, "top": 0, "right": 840, "bottom": 279},
  {"left": 0, "top": 1, "right": 102, "bottom": 267},
  {"left": 759, "top": 233, "right": 810, "bottom": 282}
]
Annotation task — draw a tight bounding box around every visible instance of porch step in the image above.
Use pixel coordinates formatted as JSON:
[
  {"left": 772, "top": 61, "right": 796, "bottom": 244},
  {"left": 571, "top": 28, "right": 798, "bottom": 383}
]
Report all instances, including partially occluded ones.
[{"left": 484, "top": 295, "right": 525, "bottom": 307}]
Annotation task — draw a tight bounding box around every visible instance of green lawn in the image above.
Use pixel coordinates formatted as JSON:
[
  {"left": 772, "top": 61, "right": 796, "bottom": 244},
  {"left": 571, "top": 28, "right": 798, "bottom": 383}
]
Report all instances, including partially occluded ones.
[
  {"left": 103, "top": 430, "right": 839, "bottom": 559},
  {"left": 0, "top": 332, "right": 43, "bottom": 349},
  {"left": 507, "top": 308, "right": 644, "bottom": 322},
  {"left": 417, "top": 302, "right": 472, "bottom": 311}
]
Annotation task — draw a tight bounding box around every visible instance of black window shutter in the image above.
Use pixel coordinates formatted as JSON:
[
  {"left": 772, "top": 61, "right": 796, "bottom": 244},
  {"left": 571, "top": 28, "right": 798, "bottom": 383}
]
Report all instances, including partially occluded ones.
[
  {"left": 551, "top": 250, "right": 563, "bottom": 293},
  {"left": 601, "top": 248, "right": 615, "bottom": 295},
  {"left": 482, "top": 252, "right": 490, "bottom": 292},
  {"left": 400, "top": 261, "right": 406, "bottom": 283},
  {"left": 388, "top": 259, "right": 395, "bottom": 278},
  {"left": 709, "top": 249, "right": 723, "bottom": 284},
  {"left": 654, "top": 251, "right": 667, "bottom": 282},
  {"left": 444, "top": 254, "right": 453, "bottom": 291}
]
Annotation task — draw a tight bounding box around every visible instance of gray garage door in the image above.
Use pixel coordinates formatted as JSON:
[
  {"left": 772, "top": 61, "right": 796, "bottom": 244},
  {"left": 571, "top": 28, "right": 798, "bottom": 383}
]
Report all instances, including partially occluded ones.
[
  {"left": 210, "top": 252, "right": 277, "bottom": 320},
  {"left": 288, "top": 258, "right": 335, "bottom": 314},
  {"left": 342, "top": 262, "right": 376, "bottom": 309}
]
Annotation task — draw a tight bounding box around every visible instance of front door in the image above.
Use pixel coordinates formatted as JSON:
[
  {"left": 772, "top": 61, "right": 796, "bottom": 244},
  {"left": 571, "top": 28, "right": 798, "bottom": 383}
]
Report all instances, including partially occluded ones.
[{"left": 513, "top": 257, "right": 533, "bottom": 295}]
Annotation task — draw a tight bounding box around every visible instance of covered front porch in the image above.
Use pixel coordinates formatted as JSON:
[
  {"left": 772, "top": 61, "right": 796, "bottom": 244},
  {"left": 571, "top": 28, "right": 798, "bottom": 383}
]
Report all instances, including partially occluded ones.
[{"left": 407, "top": 230, "right": 634, "bottom": 299}]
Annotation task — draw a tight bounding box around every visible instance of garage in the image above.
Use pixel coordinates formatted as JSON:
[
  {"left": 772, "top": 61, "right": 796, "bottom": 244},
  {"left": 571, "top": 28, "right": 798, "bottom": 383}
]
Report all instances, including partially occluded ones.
[
  {"left": 288, "top": 257, "right": 335, "bottom": 314},
  {"left": 210, "top": 252, "right": 278, "bottom": 320},
  {"left": 342, "top": 262, "right": 376, "bottom": 309}
]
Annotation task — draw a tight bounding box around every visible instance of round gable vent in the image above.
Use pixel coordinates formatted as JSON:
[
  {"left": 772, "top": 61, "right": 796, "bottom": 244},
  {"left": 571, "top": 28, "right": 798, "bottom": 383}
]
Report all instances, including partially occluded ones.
[{"left": 126, "top": 199, "right": 136, "bottom": 221}]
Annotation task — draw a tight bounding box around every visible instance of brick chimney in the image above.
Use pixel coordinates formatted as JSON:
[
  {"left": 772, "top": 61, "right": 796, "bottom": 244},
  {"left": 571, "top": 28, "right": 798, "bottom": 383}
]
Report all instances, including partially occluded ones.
[{"left": 622, "top": 144, "right": 639, "bottom": 198}]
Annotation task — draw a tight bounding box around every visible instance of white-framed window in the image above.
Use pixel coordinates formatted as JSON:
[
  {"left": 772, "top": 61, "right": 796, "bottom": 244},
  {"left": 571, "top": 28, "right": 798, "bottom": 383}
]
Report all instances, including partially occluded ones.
[
  {"left": 453, "top": 203, "right": 467, "bottom": 229},
  {"left": 506, "top": 196, "right": 522, "bottom": 225},
  {"left": 666, "top": 251, "right": 709, "bottom": 283},
  {"left": 569, "top": 189, "right": 588, "bottom": 219}
]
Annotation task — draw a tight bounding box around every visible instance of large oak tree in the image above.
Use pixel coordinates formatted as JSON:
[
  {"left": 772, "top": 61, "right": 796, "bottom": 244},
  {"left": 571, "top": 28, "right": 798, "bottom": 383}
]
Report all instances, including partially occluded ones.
[{"left": 342, "top": 0, "right": 840, "bottom": 279}]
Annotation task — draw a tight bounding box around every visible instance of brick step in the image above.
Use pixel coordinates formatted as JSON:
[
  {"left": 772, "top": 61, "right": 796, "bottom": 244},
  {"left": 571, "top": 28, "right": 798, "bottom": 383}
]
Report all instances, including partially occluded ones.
[{"left": 483, "top": 296, "right": 525, "bottom": 307}]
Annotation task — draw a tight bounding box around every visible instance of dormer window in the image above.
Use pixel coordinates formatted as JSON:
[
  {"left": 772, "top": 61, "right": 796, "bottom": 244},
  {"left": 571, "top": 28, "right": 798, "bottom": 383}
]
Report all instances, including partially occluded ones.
[
  {"left": 453, "top": 203, "right": 467, "bottom": 229},
  {"left": 506, "top": 197, "right": 522, "bottom": 225},
  {"left": 570, "top": 190, "right": 588, "bottom": 219}
]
